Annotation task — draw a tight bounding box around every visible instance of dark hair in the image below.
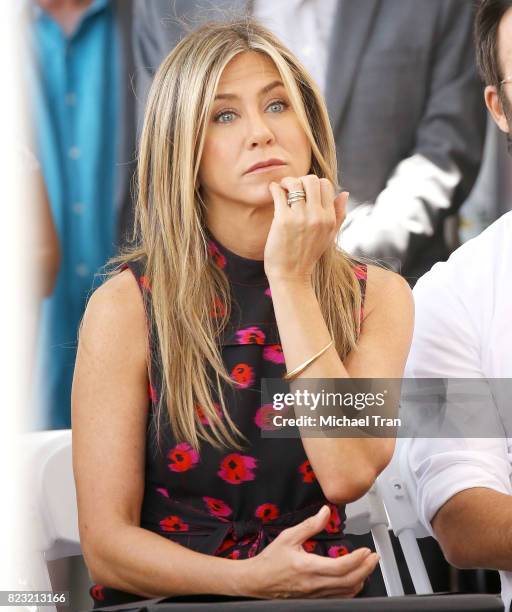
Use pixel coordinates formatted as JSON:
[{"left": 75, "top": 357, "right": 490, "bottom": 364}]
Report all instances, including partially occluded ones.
[{"left": 474, "top": 0, "right": 512, "bottom": 86}]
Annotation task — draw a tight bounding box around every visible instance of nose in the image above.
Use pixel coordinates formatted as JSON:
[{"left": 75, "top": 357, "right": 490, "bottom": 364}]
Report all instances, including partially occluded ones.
[{"left": 246, "top": 111, "right": 275, "bottom": 149}]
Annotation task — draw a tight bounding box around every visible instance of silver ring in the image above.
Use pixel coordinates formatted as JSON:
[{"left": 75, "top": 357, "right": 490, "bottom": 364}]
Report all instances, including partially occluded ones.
[{"left": 287, "top": 190, "right": 306, "bottom": 206}]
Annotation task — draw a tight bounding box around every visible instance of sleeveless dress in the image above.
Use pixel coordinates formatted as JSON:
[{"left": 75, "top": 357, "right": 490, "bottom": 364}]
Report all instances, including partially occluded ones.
[{"left": 89, "top": 232, "right": 367, "bottom": 607}]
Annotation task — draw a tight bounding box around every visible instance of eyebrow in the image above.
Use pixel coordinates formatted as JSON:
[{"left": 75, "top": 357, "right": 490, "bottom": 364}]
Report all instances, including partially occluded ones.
[{"left": 213, "top": 80, "right": 285, "bottom": 101}]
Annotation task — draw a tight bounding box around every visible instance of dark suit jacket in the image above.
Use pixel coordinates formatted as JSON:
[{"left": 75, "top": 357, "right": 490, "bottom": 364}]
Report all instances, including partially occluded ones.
[{"left": 132, "top": 0, "right": 486, "bottom": 283}]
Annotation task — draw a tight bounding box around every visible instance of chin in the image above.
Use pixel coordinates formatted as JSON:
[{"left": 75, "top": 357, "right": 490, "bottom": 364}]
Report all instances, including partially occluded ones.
[{"left": 233, "top": 185, "right": 274, "bottom": 207}]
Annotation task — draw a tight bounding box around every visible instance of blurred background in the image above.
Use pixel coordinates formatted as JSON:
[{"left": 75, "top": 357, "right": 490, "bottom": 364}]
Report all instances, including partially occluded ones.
[{"left": 12, "top": 0, "right": 511, "bottom": 609}]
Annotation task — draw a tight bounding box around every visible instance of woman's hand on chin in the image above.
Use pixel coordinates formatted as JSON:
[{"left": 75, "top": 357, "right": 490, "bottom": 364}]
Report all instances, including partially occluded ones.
[
  {"left": 239, "top": 505, "right": 379, "bottom": 599},
  {"left": 264, "top": 175, "right": 348, "bottom": 283}
]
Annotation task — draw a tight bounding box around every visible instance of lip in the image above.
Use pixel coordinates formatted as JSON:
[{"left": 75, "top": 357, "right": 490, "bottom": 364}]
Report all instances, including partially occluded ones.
[{"left": 244, "top": 159, "right": 286, "bottom": 174}]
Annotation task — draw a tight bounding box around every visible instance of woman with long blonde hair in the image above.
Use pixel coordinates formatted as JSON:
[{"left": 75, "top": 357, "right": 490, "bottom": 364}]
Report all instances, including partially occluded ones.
[{"left": 72, "top": 17, "right": 413, "bottom": 607}]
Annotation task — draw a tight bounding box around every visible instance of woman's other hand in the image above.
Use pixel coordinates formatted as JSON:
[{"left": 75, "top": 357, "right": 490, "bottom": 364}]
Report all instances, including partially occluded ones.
[
  {"left": 242, "top": 505, "right": 379, "bottom": 599},
  {"left": 264, "top": 175, "right": 348, "bottom": 283}
]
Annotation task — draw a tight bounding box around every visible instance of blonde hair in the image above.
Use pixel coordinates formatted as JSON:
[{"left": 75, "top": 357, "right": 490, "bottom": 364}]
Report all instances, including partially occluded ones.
[{"left": 104, "top": 17, "right": 362, "bottom": 453}]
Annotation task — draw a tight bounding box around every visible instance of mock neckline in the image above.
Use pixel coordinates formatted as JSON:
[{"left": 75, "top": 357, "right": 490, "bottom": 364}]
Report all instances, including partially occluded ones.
[{"left": 205, "top": 229, "right": 268, "bottom": 286}]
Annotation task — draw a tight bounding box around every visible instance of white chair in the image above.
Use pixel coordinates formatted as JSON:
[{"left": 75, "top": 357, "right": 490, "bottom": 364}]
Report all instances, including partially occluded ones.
[
  {"left": 345, "top": 480, "right": 405, "bottom": 596},
  {"left": 345, "top": 436, "right": 434, "bottom": 597},
  {"left": 19, "top": 429, "right": 80, "bottom": 612},
  {"left": 375, "top": 437, "right": 434, "bottom": 594}
]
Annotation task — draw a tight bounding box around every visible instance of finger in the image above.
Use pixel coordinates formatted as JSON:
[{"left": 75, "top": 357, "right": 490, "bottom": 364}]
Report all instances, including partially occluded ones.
[
  {"left": 281, "top": 504, "right": 331, "bottom": 545},
  {"left": 320, "top": 580, "right": 365, "bottom": 599},
  {"left": 336, "top": 552, "right": 380, "bottom": 588},
  {"left": 309, "top": 553, "right": 378, "bottom": 598},
  {"left": 319, "top": 178, "right": 336, "bottom": 211},
  {"left": 300, "top": 174, "right": 322, "bottom": 212},
  {"left": 333, "top": 191, "right": 349, "bottom": 232},
  {"left": 269, "top": 181, "right": 289, "bottom": 217},
  {"left": 306, "top": 546, "right": 373, "bottom": 577},
  {"left": 279, "top": 176, "right": 306, "bottom": 209}
]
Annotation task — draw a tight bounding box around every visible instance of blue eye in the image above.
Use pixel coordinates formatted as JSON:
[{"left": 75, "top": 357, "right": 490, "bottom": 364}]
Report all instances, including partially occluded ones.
[
  {"left": 213, "top": 99, "right": 289, "bottom": 124},
  {"left": 215, "top": 110, "right": 236, "bottom": 123},
  {"left": 267, "top": 100, "right": 288, "bottom": 112}
]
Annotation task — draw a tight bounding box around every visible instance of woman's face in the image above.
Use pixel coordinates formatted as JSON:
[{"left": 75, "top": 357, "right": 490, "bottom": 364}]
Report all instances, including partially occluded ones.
[{"left": 198, "top": 51, "right": 312, "bottom": 210}]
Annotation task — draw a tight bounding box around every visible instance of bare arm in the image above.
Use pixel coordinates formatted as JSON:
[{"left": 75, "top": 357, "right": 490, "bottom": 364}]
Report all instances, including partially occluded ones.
[
  {"left": 269, "top": 264, "right": 414, "bottom": 504},
  {"left": 71, "top": 269, "right": 247, "bottom": 598},
  {"left": 432, "top": 487, "right": 512, "bottom": 571},
  {"left": 33, "top": 166, "right": 60, "bottom": 299}
]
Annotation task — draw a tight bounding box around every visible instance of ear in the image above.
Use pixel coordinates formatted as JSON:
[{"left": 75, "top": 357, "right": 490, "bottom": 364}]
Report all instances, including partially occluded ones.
[{"left": 484, "top": 85, "right": 510, "bottom": 133}]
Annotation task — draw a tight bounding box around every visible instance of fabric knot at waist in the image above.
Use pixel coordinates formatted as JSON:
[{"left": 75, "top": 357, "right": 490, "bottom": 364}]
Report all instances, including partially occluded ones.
[
  {"left": 232, "top": 519, "right": 262, "bottom": 541},
  {"left": 143, "top": 494, "right": 347, "bottom": 559}
]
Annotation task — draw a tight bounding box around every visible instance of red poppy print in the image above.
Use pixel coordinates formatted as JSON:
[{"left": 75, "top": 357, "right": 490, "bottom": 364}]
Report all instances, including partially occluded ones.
[
  {"left": 167, "top": 442, "right": 199, "bottom": 472},
  {"left": 325, "top": 505, "right": 342, "bottom": 533},
  {"left": 148, "top": 382, "right": 158, "bottom": 403},
  {"left": 303, "top": 540, "right": 317, "bottom": 553},
  {"left": 298, "top": 459, "right": 316, "bottom": 484},
  {"left": 139, "top": 275, "right": 151, "bottom": 291},
  {"left": 263, "top": 344, "right": 284, "bottom": 364},
  {"left": 160, "top": 515, "right": 189, "bottom": 532},
  {"left": 216, "top": 536, "right": 236, "bottom": 554},
  {"left": 207, "top": 240, "right": 227, "bottom": 269},
  {"left": 328, "top": 544, "right": 350, "bottom": 558},
  {"left": 218, "top": 453, "right": 257, "bottom": 484},
  {"left": 227, "top": 549, "right": 241, "bottom": 559},
  {"left": 156, "top": 487, "right": 170, "bottom": 498},
  {"left": 210, "top": 295, "right": 227, "bottom": 318},
  {"left": 231, "top": 363, "right": 255, "bottom": 388},
  {"left": 236, "top": 326, "right": 265, "bottom": 345},
  {"left": 203, "top": 496, "right": 233, "bottom": 518},
  {"left": 264, "top": 287, "right": 272, "bottom": 297},
  {"left": 353, "top": 263, "right": 367, "bottom": 281},
  {"left": 90, "top": 585, "right": 104, "bottom": 601},
  {"left": 254, "top": 404, "right": 279, "bottom": 431},
  {"left": 255, "top": 503, "right": 279, "bottom": 523},
  {"left": 195, "top": 402, "right": 223, "bottom": 425}
]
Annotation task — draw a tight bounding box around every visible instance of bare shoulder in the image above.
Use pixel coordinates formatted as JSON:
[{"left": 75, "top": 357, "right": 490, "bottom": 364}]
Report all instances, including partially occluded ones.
[
  {"left": 363, "top": 264, "right": 414, "bottom": 322},
  {"left": 88, "top": 267, "right": 141, "bottom": 307},
  {"left": 80, "top": 268, "right": 148, "bottom": 358}
]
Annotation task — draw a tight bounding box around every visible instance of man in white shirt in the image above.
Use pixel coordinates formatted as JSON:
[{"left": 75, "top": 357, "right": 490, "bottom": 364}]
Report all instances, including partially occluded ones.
[{"left": 406, "top": 1, "right": 512, "bottom": 608}]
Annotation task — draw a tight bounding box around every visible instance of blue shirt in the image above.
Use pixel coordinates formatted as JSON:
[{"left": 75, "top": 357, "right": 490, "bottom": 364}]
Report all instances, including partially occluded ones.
[{"left": 26, "top": 0, "right": 119, "bottom": 429}]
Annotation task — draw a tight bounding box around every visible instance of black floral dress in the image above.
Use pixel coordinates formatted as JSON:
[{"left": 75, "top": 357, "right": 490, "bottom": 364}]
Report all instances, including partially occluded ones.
[{"left": 89, "top": 232, "right": 367, "bottom": 607}]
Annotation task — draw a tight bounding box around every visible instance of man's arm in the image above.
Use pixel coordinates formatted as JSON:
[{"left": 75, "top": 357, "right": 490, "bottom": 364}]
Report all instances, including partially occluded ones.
[
  {"left": 340, "top": 0, "right": 486, "bottom": 273},
  {"left": 406, "top": 241, "right": 512, "bottom": 572},
  {"left": 432, "top": 487, "right": 512, "bottom": 571}
]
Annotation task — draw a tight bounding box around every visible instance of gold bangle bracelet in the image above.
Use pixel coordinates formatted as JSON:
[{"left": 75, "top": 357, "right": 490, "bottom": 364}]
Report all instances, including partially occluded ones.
[{"left": 282, "top": 339, "right": 334, "bottom": 382}]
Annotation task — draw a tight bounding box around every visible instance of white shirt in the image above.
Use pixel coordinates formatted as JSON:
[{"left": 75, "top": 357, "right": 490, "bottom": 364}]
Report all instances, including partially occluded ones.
[
  {"left": 406, "top": 212, "right": 512, "bottom": 610},
  {"left": 252, "top": 0, "right": 338, "bottom": 96}
]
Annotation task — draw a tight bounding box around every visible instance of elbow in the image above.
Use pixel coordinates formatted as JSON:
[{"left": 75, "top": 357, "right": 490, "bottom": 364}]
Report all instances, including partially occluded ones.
[
  {"left": 323, "top": 465, "right": 379, "bottom": 505},
  {"left": 438, "top": 539, "right": 475, "bottom": 570},
  {"left": 80, "top": 526, "right": 120, "bottom": 587},
  {"left": 81, "top": 538, "right": 107, "bottom": 584},
  {"left": 320, "top": 440, "right": 396, "bottom": 504},
  {"left": 432, "top": 511, "right": 478, "bottom": 570},
  {"left": 82, "top": 554, "right": 102, "bottom": 585}
]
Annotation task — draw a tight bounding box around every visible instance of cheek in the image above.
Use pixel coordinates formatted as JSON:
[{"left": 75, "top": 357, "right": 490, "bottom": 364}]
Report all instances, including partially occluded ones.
[
  {"left": 286, "top": 127, "right": 312, "bottom": 173},
  {"left": 201, "top": 134, "right": 236, "bottom": 177}
]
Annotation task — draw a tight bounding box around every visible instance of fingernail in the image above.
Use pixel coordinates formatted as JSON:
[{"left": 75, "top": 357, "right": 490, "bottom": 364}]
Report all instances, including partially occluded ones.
[{"left": 361, "top": 548, "right": 371, "bottom": 556}]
